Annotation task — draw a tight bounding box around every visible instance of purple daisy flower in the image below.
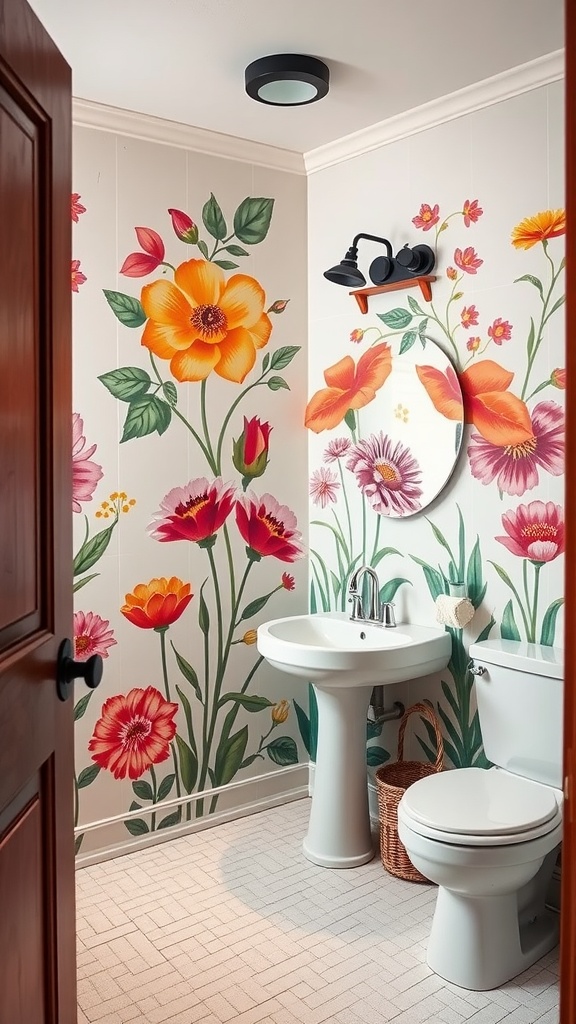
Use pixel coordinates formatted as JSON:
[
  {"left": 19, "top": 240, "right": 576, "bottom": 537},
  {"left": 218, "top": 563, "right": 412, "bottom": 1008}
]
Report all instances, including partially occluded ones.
[
  {"left": 346, "top": 432, "right": 423, "bottom": 516},
  {"left": 323, "top": 437, "right": 352, "bottom": 463},
  {"left": 467, "top": 401, "right": 564, "bottom": 496}
]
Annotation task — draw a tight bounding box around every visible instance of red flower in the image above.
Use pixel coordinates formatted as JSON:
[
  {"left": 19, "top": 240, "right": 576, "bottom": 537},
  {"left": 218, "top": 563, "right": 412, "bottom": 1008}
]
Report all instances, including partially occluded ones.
[
  {"left": 467, "top": 336, "right": 481, "bottom": 352},
  {"left": 488, "top": 318, "right": 512, "bottom": 345},
  {"left": 89, "top": 686, "right": 178, "bottom": 780},
  {"left": 71, "top": 193, "right": 86, "bottom": 222},
  {"left": 412, "top": 203, "right": 440, "bottom": 232},
  {"left": 454, "top": 247, "right": 483, "bottom": 275},
  {"left": 74, "top": 611, "right": 117, "bottom": 660},
  {"left": 232, "top": 417, "right": 271, "bottom": 480},
  {"left": 168, "top": 208, "right": 199, "bottom": 244},
  {"left": 121, "top": 577, "right": 193, "bottom": 629},
  {"left": 120, "top": 226, "right": 166, "bottom": 277},
  {"left": 235, "top": 491, "right": 304, "bottom": 562},
  {"left": 71, "top": 259, "right": 87, "bottom": 291},
  {"left": 149, "top": 477, "right": 236, "bottom": 543},
  {"left": 281, "top": 572, "right": 295, "bottom": 591},
  {"left": 462, "top": 199, "right": 483, "bottom": 227},
  {"left": 496, "top": 500, "right": 565, "bottom": 562},
  {"left": 350, "top": 329, "right": 364, "bottom": 343},
  {"left": 460, "top": 305, "right": 479, "bottom": 328}
]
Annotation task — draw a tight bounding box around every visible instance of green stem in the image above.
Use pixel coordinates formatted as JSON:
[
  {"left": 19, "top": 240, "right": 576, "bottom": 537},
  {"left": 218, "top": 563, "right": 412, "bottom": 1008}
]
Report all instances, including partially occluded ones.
[
  {"left": 215, "top": 377, "right": 265, "bottom": 472},
  {"left": 330, "top": 508, "right": 351, "bottom": 566},
  {"left": 148, "top": 354, "right": 215, "bottom": 470},
  {"left": 206, "top": 544, "right": 224, "bottom": 683},
  {"left": 520, "top": 248, "right": 564, "bottom": 400},
  {"left": 160, "top": 260, "right": 176, "bottom": 273},
  {"left": 73, "top": 774, "right": 79, "bottom": 828},
  {"left": 200, "top": 379, "right": 217, "bottom": 470},
  {"left": 337, "top": 460, "right": 354, "bottom": 557},
  {"left": 523, "top": 560, "right": 533, "bottom": 642},
  {"left": 428, "top": 301, "right": 460, "bottom": 364},
  {"left": 208, "top": 655, "right": 265, "bottom": 814},
  {"left": 157, "top": 628, "right": 182, "bottom": 800},
  {"left": 506, "top": 575, "right": 532, "bottom": 641},
  {"left": 531, "top": 562, "right": 543, "bottom": 645},
  {"left": 361, "top": 493, "right": 367, "bottom": 566},
  {"left": 371, "top": 515, "right": 382, "bottom": 565},
  {"left": 149, "top": 764, "right": 157, "bottom": 831},
  {"left": 197, "top": 616, "right": 211, "bottom": 818}
]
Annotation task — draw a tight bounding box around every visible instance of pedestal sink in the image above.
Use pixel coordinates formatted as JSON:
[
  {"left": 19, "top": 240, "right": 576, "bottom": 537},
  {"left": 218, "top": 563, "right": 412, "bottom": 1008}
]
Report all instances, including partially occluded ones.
[{"left": 257, "top": 612, "right": 451, "bottom": 868}]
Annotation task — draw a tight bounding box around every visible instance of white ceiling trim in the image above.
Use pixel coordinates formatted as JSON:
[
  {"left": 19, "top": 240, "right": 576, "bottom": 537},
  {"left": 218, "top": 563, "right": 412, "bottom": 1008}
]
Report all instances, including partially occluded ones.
[
  {"left": 304, "top": 49, "right": 564, "bottom": 174},
  {"left": 72, "top": 98, "right": 307, "bottom": 175}
]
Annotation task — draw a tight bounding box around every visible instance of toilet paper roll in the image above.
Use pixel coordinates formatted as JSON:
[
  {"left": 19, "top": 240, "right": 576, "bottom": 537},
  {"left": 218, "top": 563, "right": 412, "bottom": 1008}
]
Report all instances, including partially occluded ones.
[{"left": 435, "top": 594, "right": 475, "bottom": 628}]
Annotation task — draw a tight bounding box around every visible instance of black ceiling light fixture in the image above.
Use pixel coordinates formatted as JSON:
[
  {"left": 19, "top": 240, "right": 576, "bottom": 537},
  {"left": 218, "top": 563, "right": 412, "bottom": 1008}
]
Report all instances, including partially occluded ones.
[
  {"left": 324, "top": 233, "right": 436, "bottom": 289},
  {"left": 245, "top": 54, "right": 330, "bottom": 107}
]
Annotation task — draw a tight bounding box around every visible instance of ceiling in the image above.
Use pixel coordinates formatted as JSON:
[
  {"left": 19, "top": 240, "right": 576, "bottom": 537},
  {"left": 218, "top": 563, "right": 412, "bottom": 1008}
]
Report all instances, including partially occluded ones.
[{"left": 28, "top": 0, "right": 564, "bottom": 155}]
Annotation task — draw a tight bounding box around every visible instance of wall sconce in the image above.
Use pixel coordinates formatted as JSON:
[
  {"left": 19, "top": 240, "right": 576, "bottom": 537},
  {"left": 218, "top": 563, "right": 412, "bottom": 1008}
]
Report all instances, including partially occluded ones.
[{"left": 324, "top": 233, "right": 436, "bottom": 289}]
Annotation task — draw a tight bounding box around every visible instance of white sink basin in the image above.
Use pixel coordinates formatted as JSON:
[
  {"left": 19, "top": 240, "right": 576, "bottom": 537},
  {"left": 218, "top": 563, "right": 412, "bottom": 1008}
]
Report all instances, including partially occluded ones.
[
  {"left": 257, "top": 611, "right": 451, "bottom": 869},
  {"left": 257, "top": 611, "right": 451, "bottom": 686}
]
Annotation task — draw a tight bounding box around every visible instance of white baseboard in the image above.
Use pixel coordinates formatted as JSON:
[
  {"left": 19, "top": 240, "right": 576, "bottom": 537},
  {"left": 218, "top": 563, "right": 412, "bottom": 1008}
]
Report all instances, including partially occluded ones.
[{"left": 75, "top": 764, "right": 309, "bottom": 869}]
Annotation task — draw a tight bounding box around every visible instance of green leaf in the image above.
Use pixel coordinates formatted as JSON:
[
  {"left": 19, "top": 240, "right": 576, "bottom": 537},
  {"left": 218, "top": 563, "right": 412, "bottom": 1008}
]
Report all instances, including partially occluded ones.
[
  {"left": 293, "top": 701, "right": 311, "bottom": 756},
  {"left": 407, "top": 295, "right": 424, "bottom": 315},
  {"left": 514, "top": 273, "right": 544, "bottom": 300},
  {"left": 527, "top": 316, "right": 536, "bottom": 360},
  {"left": 489, "top": 561, "right": 515, "bottom": 591},
  {"left": 376, "top": 307, "right": 412, "bottom": 330},
  {"left": 266, "top": 736, "right": 298, "bottom": 766},
  {"left": 418, "top": 317, "right": 429, "bottom": 337},
  {"left": 73, "top": 573, "right": 100, "bottom": 593},
  {"left": 239, "top": 754, "right": 262, "bottom": 769},
  {"left": 214, "top": 725, "right": 249, "bottom": 786},
  {"left": 198, "top": 580, "right": 210, "bottom": 635},
  {"left": 219, "top": 693, "right": 273, "bottom": 712},
  {"left": 239, "top": 593, "right": 273, "bottom": 621},
  {"left": 214, "top": 260, "right": 239, "bottom": 270},
  {"left": 132, "top": 779, "right": 154, "bottom": 801},
  {"left": 267, "top": 376, "right": 289, "bottom": 391},
  {"left": 175, "top": 685, "right": 198, "bottom": 756},
  {"left": 379, "top": 577, "right": 411, "bottom": 603},
  {"left": 367, "top": 719, "right": 383, "bottom": 740},
  {"left": 157, "top": 774, "right": 175, "bottom": 801},
  {"left": 540, "top": 598, "right": 564, "bottom": 646},
  {"left": 124, "top": 817, "right": 150, "bottom": 836},
  {"left": 372, "top": 546, "right": 401, "bottom": 567},
  {"left": 475, "top": 615, "right": 495, "bottom": 644},
  {"left": 74, "top": 692, "right": 94, "bottom": 721},
  {"left": 367, "top": 746, "right": 390, "bottom": 767},
  {"left": 426, "top": 518, "right": 454, "bottom": 559},
  {"left": 226, "top": 244, "right": 250, "bottom": 257},
  {"left": 158, "top": 811, "right": 181, "bottom": 829},
  {"left": 410, "top": 556, "right": 445, "bottom": 601},
  {"left": 233, "top": 197, "right": 274, "bottom": 245},
  {"left": 73, "top": 522, "right": 116, "bottom": 577},
  {"left": 162, "top": 381, "right": 178, "bottom": 406},
  {"left": 547, "top": 294, "right": 566, "bottom": 319},
  {"left": 262, "top": 352, "right": 270, "bottom": 373},
  {"left": 120, "top": 395, "right": 171, "bottom": 442},
  {"left": 466, "top": 537, "right": 484, "bottom": 609},
  {"left": 103, "top": 289, "right": 147, "bottom": 328},
  {"left": 77, "top": 765, "right": 101, "bottom": 789},
  {"left": 344, "top": 409, "right": 356, "bottom": 432},
  {"left": 98, "top": 366, "right": 151, "bottom": 402},
  {"left": 197, "top": 239, "right": 209, "bottom": 259},
  {"left": 171, "top": 644, "right": 203, "bottom": 703},
  {"left": 399, "top": 330, "right": 417, "bottom": 354},
  {"left": 501, "top": 600, "right": 521, "bottom": 641},
  {"left": 175, "top": 733, "right": 198, "bottom": 793},
  {"left": 202, "top": 193, "right": 227, "bottom": 240},
  {"left": 270, "top": 345, "right": 300, "bottom": 371}
]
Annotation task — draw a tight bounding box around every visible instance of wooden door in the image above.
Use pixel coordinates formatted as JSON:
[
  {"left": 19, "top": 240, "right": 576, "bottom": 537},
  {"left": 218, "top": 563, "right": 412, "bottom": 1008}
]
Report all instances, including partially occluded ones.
[{"left": 0, "top": 0, "right": 76, "bottom": 1021}]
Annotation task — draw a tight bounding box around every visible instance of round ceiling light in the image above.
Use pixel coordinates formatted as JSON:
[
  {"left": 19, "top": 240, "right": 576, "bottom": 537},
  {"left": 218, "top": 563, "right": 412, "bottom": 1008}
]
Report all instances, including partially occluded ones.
[{"left": 245, "top": 54, "right": 330, "bottom": 107}]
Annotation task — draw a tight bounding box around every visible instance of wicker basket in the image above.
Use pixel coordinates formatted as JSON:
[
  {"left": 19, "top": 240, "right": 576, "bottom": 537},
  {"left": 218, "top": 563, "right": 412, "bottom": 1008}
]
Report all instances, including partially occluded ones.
[{"left": 375, "top": 701, "right": 444, "bottom": 883}]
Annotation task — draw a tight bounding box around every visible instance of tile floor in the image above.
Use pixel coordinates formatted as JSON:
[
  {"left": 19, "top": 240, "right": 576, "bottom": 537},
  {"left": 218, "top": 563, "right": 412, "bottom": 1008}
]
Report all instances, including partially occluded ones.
[{"left": 76, "top": 799, "right": 559, "bottom": 1024}]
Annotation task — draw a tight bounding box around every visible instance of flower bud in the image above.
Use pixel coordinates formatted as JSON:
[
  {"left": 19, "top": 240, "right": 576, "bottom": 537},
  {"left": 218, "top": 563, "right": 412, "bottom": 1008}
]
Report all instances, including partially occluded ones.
[
  {"left": 551, "top": 368, "right": 566, "bottom": 389},
  {"left": 268, "top": 298, "right": 289, "bottom": 314},
  {"left": 241, "top": 629, "right": 258, "bottom": 645},
  {"left": 350, "top": 329, "right": 364, "bottom": 343},
  {"left": 168, "top": 208, "right": 199, "bottom": 244},
  {"left": 271, "top": 699, "right": 290, "bottom": 724},
  {"left": 232, "top": 416, "right": 271, "bottom": 482}
]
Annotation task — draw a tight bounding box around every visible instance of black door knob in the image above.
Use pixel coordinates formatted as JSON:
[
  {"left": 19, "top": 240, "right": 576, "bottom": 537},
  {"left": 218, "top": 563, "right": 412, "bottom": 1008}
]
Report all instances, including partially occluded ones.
[{"left": 56, "top": 638, "right": 103, "bottom": 702}]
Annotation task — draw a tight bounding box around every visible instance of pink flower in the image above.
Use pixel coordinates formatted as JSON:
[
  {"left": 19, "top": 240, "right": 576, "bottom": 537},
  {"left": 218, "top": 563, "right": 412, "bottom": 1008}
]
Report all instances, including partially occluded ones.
[
  {"left": 350, "top": 329, "right": 365, "bottom": 343},
  {"left": 282, "top": 572, "right": 295, "bottom": 591},
  {"left": 74, "top": 611, "right": 117, "bottom": 660},
  {"left": 446, "top": 267, "right": 458, "bottom": 281},
  {"left": 323, "top": 437, "right": 352, "bottom": 462},
  {"left": 496, "top": 501, "right": 564, "bottom": 562},
  {"left": 454, "top": 246, "right": 483, "bottom": 275},
  {"left": 551, "top": 368, "right": 566, "bottom": 389},
  {"left": 309, "top": 467, "right": 340, "bottom": 508},
  {"left": 412, "top": 203, "right": 440, "bottom": 232},
  {"left": 461, "top": 305, "right": 479, "bottom": 328},
  {"left": 72, "top": 413, "right": 103, "bottom": 512},
  {"left": 149, "top": 477, "right": 236, "bottom": 544},
  {"left": 89, "top": 686, "right": 178, "bottom": 780},
  {"left": 462, "top": 199, "right": 483, "bottom": 227},
  {"left": 346, "top": 432, "right": 423, "bottom": 516},
  {"left": 467, "top": 336, "right": 481, "bottom": 352},
  {"left": 120, "top": 227, "right": 166, "bottom": 277},
  {"left": 71, "top": 193, "right": 86, "bottom": 222},
  {"left": 71, "top": 259, "right": 87, "bottom": 291},
  {"left": 235, "top": 492, "right": 305, "bottom": 562},
  {"left": 168, "top": 208, "right": 198, "bottom": 244},
  {"left": 467, "top": 401, "right": 564, "bottom": 496},
  {"left": 488, "top": 318, "right": 512, "bottom": 345}
]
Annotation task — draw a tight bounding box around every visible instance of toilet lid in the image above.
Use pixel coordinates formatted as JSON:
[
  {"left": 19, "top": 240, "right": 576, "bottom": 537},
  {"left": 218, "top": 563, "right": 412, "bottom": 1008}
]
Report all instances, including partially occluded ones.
[{"left": 401, "top": 768, "right": 558, "bottom": 836}]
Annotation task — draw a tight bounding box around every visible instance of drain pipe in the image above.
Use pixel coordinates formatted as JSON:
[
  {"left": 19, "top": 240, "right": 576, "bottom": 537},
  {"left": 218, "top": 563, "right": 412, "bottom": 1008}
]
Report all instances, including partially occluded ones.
[{"left": 368, "top": 687, "right": 404, "bottom": 724}]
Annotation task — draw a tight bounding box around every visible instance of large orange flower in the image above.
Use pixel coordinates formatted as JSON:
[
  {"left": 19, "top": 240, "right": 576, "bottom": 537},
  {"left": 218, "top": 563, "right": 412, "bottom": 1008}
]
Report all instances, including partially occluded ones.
[
  {"left": 511, "top": 209, "right": 565, "bottom": 250},
  {"left": 89, "top": 686, "right": 178, "bottom": 780},
  {"left": 459, "top": 360, "right": 532, "bottom": 446},
  {"left": 415, "top": 364, "right": 463, "bottom": 421},
  {"left": 121, "top": 576, "right": 193, "bottom": 629},
  {"left": 141, "top": 259, "right": 272, "bottom": 383},
  {"left": 304, "top": 343, "right": 392, "bottom": 433}
]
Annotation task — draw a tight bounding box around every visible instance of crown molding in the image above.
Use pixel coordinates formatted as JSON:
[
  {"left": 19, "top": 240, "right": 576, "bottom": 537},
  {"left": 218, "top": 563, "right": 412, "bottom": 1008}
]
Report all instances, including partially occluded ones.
[
  {"left": 72, "top": 98, "right": 306, "bottom": 175},
  {"left": 304, "top": 50, "right": 564, "bottom": 174}
]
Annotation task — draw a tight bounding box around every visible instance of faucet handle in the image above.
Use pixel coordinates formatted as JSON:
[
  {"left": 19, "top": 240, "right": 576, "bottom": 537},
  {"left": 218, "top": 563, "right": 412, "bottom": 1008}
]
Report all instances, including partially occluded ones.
[
  {"left": 380, "top": 601, "right": 396, "bottom": 627},
  {"left": 349, "top": 593, "right": 363, "bottom": 621}
]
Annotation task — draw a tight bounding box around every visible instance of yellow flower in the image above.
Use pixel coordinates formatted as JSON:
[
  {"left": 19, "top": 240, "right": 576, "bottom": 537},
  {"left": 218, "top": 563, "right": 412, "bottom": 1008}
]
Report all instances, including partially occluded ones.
[
  {"left": 511, "top": 209, "right": 565, "bottom": 250},
  {"left": 271, "top": 699, "right": 290, "bottom": 724},
  {"left": 241, "top": 629, "right": 258, "bottom": 645},
  {"left": 141, "top": 259, "right": 272, "bottom": 384}
]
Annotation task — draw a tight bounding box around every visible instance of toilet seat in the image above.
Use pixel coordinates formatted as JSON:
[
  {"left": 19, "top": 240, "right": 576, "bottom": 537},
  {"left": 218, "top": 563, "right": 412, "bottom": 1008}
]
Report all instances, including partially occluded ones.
[{"left": 399, "top": 768, "right": 562, "bottom": 847}]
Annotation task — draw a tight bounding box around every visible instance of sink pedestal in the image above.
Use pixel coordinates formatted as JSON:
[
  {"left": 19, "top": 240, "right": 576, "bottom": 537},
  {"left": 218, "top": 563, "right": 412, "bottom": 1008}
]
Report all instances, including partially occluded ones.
[{"left": 303, "top": 683, "right": 375, "bottom": 868}]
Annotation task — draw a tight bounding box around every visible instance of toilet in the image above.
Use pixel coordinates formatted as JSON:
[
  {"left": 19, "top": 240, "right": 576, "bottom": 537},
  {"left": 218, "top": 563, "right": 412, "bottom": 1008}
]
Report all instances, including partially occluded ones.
[{"left": 397, "top": 638, "right": 563, "bottom": 991}]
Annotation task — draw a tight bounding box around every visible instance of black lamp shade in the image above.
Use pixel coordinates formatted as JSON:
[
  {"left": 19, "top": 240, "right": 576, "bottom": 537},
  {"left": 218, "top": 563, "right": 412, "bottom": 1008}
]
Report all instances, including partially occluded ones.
[
  {"left": 245, "top": 54, "right": 330, "bottom": 107},
  {"left": 324, "top": 262, "right": 366, "bottom": 288}
]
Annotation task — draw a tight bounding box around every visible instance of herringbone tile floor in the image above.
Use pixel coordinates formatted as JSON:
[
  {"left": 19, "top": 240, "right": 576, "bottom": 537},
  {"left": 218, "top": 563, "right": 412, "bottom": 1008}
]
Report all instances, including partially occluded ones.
[{"left": 76, "top": 799, "right": 559, "bottom": 1023}]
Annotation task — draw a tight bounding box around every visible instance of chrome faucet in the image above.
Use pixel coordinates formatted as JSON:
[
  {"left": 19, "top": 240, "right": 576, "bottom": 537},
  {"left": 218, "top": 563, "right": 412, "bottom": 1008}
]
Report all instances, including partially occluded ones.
[{"left": 348, "top": 565, "right": 396, "bottom": 627}]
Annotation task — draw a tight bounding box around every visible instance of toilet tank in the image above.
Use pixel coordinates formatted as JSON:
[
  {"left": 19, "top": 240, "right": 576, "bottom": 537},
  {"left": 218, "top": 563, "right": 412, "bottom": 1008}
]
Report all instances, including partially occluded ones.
[{"left": 468, "top": 638, "right": 563, "bottom": 789}]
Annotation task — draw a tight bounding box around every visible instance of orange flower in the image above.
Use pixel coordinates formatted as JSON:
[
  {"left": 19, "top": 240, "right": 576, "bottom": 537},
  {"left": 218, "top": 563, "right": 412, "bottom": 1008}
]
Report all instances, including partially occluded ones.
[
  {"left": 141, "top": 259, "right": 272, "bottom": 384},
  {"left": 459, "top": 360, "right": 533, "bottom": 446},
  {"left": 89, "top": 686, "right": 178, "bottom": 780},
  {"left": 304, "top": 343, "right": 392, "bottom": 433},
  {"left": 415, "top": 364, "right": 463, "bottom": 421},
  {"left": 511, "top": 209, "right": 565, "bottom": 250},
  {"left": 121, "top": 576, "right": 193, "bottom": 629}
]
